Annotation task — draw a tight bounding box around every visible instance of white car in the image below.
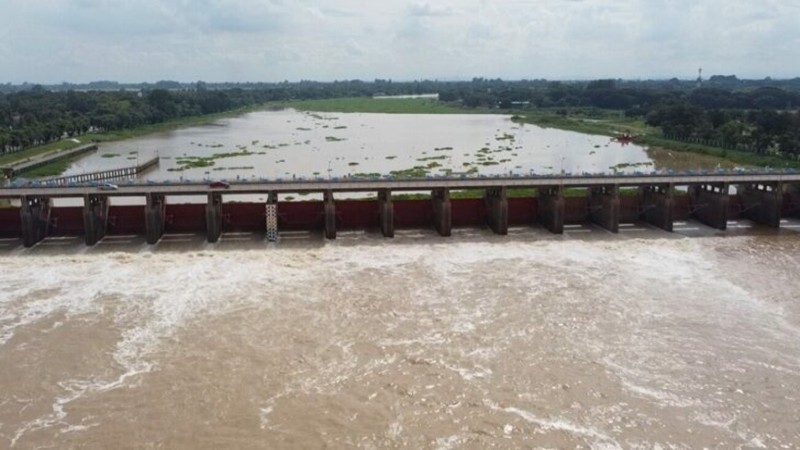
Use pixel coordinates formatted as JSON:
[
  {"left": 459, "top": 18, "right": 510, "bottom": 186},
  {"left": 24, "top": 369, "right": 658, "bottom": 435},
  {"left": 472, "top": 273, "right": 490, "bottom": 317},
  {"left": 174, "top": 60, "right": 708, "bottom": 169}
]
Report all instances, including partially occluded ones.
[{"left": 98, "top": 183, "right": 119, "bottom": 191}]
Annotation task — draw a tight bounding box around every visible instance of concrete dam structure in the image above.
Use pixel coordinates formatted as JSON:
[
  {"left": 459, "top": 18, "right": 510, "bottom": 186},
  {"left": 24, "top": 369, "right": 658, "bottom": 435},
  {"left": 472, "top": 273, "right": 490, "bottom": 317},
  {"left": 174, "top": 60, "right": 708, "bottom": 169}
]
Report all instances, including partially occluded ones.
[{"left": 2, "top": 173, "right": 800, "bottom": 247}]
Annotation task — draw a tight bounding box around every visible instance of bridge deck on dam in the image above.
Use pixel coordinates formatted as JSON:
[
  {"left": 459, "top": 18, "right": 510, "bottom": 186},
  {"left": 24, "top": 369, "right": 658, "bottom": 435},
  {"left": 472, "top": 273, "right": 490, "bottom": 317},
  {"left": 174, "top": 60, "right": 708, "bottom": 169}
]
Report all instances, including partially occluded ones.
[{"left": 3, "top": 172, "right": 800, "bottom": 198}]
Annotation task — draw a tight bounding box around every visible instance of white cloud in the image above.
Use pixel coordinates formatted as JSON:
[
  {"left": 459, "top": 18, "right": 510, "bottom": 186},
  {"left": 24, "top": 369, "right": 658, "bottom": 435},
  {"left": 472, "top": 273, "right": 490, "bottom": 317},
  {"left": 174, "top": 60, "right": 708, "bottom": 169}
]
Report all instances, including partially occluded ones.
[
  {"left": 407, "top": 2, "right": 456, "bottom": 17},
  {"left": 0, "top": 0, "right": 797, "bottom": 83}
]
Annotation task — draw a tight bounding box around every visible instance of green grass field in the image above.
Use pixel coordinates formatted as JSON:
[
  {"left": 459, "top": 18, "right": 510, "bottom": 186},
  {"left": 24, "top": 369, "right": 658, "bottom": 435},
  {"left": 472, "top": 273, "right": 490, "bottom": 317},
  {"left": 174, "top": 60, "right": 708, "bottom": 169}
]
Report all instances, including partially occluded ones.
[{"left": 276, "top": 97, "right": 475, "bottom": 114}]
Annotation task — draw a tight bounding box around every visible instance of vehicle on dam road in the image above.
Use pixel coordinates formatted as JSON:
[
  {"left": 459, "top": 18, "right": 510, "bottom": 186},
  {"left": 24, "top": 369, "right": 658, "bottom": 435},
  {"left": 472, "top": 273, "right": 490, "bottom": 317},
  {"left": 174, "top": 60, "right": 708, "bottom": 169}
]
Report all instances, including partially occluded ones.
[
  {"left": 209, "top": 181, "right": 230, "bottom": 189},
  {"left": 98, "top": 182, "right": 118, "bottom": 191}
]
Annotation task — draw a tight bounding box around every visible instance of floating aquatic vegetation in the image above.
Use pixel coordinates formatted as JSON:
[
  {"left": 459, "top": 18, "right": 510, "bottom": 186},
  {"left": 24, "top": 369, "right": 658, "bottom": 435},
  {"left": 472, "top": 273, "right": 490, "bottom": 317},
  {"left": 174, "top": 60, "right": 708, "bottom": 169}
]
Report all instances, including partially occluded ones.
[
  {"left": 353, "top": 172, "right": 381, "bottom": 178},
  {"left": 390, "top": 166, "right": 429, "bottom": 178},
  {"left": 416, "top": 155, "right": 447, "bottom": 162},
  {"left": 610, "top": 162, "right": 654, "bottom": 170}
]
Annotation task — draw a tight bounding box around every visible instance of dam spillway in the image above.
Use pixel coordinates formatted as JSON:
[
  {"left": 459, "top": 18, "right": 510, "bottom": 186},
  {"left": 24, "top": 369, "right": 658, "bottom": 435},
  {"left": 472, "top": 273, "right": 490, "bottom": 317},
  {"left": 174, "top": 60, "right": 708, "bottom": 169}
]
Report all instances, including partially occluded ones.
[{"left": 2, "top": 173, "right": 800, "bottom": 246}]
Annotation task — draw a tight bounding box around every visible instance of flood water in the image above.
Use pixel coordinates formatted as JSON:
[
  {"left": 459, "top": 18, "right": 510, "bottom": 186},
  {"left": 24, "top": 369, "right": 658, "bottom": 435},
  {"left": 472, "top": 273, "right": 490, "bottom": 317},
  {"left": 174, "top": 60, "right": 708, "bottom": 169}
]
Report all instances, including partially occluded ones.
[
  {"left": 1, "top": 223, "right": 800, "bottom": 448},
  {"left": 62, "top": 110, "right": 661, "bottom": 182}
]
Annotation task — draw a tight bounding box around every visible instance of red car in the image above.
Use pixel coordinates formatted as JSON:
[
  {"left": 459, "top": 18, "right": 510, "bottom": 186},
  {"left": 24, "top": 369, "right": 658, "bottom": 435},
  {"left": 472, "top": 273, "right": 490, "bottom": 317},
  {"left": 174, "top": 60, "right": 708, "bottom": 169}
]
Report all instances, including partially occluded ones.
[{"left": 209, "top": 181, "right": 230, "bottom": 189}]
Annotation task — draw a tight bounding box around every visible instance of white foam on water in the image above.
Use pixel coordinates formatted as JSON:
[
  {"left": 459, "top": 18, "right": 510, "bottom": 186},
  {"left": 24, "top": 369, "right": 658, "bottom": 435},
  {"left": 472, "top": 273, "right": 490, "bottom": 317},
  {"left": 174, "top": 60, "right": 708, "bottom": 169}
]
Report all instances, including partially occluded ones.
[
  {"left": 487, "top": 401, "right": 621, "bottom": 449},
  {"left": 2, "top": 250, "right": 322, "bottom": 445},
  {"left": 434, "top": 434, "right": 462, "bottom": 450},
  {"left": 601, "top": 358, "right": 702, "bottom": 409},
  {"left": 258, "top": 406, "right": 274, "bottom": 430},
  {"left": 2, "top": 235, "right": 800, "bottom": 447},
  {"left": 441, "top": 361, "right": 493, "bottom": 382}
]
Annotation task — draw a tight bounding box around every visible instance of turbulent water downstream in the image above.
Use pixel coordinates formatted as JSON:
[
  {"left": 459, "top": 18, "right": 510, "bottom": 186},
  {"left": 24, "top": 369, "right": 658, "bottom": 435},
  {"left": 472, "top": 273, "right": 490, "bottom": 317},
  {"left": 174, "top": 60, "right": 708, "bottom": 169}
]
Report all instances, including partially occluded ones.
[{"left": 1, "top": 223, "right": 800, "bottom": 448}]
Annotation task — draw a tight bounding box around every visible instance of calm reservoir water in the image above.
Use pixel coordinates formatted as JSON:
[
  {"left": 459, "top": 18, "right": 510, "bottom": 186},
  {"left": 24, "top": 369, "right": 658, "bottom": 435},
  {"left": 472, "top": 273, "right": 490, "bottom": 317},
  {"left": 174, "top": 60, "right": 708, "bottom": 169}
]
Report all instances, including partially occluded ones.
[{"left": 62, "top": 110, "right": 656, "bottom": 182}]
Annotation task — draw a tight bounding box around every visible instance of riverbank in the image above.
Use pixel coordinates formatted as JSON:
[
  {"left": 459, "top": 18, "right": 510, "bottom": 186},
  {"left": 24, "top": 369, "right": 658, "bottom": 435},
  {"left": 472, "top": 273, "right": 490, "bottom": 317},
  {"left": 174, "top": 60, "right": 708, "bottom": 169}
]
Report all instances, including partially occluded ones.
[
  {"left": 509, "top": 109, "right": 800, "bottom": 170},
  {"left": 279, "top": 99, "right": 800, "bottom": 171},
  {"left": 274, "top": 97, "right": 475, "bottom": 114},
  {"left": 7, "top": 97, "right": 797, "bottom": 180},
  {"left": 0, "top": 104, "right": 268, "bottom": 178}
]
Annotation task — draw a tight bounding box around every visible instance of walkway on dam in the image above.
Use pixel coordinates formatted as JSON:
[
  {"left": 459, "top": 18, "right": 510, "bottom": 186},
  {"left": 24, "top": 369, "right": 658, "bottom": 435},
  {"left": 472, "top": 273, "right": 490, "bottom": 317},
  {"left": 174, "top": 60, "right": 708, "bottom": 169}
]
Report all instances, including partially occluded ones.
[
  {"left": 2, "top": 171, "right": 800, "bottom": 197},
  {"left": 1, "top": 144, "right": 98, "bottom": 178}
]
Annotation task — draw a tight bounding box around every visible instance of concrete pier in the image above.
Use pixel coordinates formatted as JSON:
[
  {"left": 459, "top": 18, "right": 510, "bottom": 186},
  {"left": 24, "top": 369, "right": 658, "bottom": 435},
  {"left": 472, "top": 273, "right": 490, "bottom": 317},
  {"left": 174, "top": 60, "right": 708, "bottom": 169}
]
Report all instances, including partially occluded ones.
[
  {"left": 144, "top": 193, "right": 166, "bottom": 244},
  {"left": 485, "top": 187, "right": 508, "bottom": 235},
  {"left": 378, "top": 189, "right": 394, "bottom": 238},
  {"left": 82, "top": 194, "right": 109, "bottom": 246},
  {"left": 20, "top": 196, "right": 51, "bottom": 247},
  {"left": 538, "top": 186, "right": 564, "bottom": 234},
  {"left": 206, "top": 192, "right": 223, "bottom": 243},
  {"left": 266, "top": 191, "right": 278, "bottom": 242},
  {"left": 588, "top": 185, "right": 620, "bottom": 233},
  {"left": 739, "top": 183, "right": 782, "bottom": 228},
  {"left": 324, "top": 190, "right": 336, "bottom": 240},
  {"left": 788, "top": 184, "right": 800, "bottom": 218},
  {"left": 639, "top": 184, "right": 674, "bottom": 232},
  {"left": 690, "top": 183, "right": 729, "bottom": 230},
  {"left": 432, "top": 188, "right": 451, "bottom": 236}
]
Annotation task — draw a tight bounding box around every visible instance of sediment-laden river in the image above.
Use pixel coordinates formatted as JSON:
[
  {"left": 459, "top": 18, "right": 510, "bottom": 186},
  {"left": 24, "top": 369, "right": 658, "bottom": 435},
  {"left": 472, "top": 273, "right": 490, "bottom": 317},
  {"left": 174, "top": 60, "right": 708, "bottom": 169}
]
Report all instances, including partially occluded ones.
[
  {"left": 3, "top": 110, "right": 795, "bottom": 448},
  {"left": 62, "top": 110, "right": 670, "bottom": 182},
  {"left": 1, "top": 223, "right": 799, "bottom": 448}
]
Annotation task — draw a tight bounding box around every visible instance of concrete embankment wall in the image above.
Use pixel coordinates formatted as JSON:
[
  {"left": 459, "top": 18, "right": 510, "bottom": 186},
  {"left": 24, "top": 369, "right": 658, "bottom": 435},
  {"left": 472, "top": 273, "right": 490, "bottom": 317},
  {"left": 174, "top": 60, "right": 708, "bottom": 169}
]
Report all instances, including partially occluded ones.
[{"left": 0, "top": 193, "right": 796, "bottom": 239}]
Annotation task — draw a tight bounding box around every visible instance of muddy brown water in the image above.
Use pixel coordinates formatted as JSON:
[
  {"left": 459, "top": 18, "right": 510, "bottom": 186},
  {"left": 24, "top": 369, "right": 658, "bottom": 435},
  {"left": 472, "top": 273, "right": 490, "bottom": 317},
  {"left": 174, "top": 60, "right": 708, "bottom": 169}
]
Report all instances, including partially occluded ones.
[
  {"left": 1, "top": 221, "right": 800, "bottom": 448},
  {"left": 61, "top": 110, "right": 678, "bottom": 182}
]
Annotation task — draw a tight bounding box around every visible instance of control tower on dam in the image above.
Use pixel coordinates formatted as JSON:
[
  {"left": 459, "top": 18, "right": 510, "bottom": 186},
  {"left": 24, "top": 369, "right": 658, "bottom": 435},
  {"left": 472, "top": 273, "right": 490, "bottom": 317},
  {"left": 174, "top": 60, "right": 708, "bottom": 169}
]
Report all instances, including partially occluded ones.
[{"left": 2, "top": 173, "right": 800, "bottom": 247}]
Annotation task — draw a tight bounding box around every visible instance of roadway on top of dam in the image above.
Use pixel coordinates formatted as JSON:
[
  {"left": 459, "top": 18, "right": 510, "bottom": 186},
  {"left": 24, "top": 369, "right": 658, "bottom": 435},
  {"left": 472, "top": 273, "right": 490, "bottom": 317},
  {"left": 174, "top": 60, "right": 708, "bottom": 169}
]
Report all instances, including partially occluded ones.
[{"left": 2, "top": 172, "right": 800, "bottom": 198}]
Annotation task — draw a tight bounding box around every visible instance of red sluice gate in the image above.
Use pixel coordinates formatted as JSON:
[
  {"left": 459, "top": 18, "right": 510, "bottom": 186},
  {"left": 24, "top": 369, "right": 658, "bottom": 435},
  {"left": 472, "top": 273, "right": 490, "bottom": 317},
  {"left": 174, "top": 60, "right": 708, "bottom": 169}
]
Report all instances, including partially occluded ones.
[{"left": 1, "top": 193, "right": 791, "bottom": 240}]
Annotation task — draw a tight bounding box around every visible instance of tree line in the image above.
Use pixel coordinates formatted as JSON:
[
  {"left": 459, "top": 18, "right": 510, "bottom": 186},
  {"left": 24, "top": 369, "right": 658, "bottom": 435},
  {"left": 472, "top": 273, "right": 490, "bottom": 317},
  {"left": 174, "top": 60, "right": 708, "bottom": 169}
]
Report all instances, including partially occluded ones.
[{"left": 2, "top": 78, "right": 800, "bottom": 158}]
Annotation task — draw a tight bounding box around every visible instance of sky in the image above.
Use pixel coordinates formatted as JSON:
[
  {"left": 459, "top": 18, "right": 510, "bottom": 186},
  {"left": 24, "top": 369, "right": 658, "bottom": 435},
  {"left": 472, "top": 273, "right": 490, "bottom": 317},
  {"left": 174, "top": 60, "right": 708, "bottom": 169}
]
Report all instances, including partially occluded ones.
[{"left": 1, "top": 0, "right": 798, "bottom": 83}]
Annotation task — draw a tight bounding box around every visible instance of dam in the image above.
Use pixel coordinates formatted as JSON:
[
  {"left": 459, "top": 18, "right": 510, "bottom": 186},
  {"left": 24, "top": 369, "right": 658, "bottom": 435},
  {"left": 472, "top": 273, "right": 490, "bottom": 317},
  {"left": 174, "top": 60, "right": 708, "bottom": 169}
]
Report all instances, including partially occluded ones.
[{"left": 2, "top": 172, "right": 800, "bottom": 247}]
